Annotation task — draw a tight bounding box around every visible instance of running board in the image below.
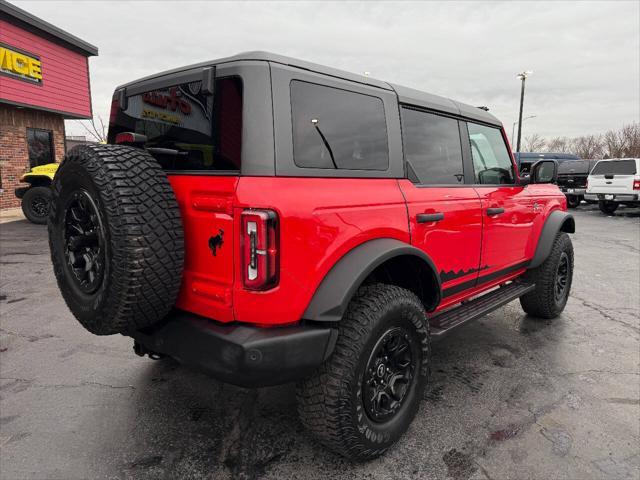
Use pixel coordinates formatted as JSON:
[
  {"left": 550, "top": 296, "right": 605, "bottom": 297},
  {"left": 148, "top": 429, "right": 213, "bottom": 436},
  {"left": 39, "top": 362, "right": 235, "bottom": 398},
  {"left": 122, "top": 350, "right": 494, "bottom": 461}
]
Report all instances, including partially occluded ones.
[{"left": 430, "top": 282, "right": 535, "bottom": 338}]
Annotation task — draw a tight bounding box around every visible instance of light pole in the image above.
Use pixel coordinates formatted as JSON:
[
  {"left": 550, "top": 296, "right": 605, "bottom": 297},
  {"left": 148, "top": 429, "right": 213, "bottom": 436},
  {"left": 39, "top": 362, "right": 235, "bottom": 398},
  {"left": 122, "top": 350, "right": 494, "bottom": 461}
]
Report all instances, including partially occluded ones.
[
  {"left": 511, "top": 115, "right": 536, "bottom": 147},
  {"left": 515, "top": 70, "right": 533, "bottom": 153}
]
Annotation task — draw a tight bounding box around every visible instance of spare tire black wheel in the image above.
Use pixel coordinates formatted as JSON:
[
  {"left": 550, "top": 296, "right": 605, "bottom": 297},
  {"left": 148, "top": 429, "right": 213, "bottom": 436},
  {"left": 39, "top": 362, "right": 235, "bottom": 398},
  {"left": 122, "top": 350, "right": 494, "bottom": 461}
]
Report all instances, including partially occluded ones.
[
  {"left": 48, "top": 144, "right": 184, "bottom": 335},
  {"left": 22, "top": 186, "right": 52, "bottom": 224}
]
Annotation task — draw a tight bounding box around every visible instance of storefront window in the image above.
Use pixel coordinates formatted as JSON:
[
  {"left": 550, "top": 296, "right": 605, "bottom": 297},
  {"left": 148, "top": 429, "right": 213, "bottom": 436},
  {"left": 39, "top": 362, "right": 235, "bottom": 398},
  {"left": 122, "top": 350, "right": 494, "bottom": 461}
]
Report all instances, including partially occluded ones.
[{"left": 26, "top": 128, "right": 55, "bottom": 167}]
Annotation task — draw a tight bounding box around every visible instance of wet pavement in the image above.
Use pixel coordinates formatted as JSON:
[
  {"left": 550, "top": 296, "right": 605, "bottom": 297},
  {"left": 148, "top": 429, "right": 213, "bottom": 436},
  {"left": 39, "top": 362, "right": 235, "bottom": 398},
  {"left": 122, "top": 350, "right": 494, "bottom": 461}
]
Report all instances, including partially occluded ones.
[{"left": 1, "top": 204, "right": 639, "bottom": 480}]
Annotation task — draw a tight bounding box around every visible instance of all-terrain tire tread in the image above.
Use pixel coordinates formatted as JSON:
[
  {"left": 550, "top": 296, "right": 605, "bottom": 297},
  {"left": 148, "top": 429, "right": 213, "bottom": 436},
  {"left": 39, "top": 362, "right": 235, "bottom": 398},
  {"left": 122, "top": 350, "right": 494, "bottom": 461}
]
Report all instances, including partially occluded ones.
[
  {"left": 519, "top": 232, "right": 573, "bottom": 319},
  {"left": 48, "top": 144, "right": 184, "bottom": 334},
  {"left": 296, "top": 283, "right": 430, "bottom": 461}
]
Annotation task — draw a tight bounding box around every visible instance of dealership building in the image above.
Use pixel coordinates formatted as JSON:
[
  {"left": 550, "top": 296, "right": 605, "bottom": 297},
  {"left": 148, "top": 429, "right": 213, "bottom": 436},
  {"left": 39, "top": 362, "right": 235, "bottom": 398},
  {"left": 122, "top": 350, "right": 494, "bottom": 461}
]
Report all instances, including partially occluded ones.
[{"left": 0, "top": 0, "right": 97, "bottom": 211}]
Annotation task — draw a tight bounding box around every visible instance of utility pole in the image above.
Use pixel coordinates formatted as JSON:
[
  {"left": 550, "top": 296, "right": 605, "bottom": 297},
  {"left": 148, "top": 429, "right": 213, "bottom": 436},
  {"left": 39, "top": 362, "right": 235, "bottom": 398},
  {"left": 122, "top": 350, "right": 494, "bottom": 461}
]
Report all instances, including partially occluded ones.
[{"left": 516, "top": 70, "right": 533, "bottom": 153}]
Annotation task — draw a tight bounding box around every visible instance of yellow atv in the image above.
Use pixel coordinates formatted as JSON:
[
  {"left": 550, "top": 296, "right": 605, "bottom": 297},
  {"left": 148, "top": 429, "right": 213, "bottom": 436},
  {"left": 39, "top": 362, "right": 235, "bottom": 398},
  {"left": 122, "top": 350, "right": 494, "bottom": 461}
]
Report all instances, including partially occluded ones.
[{"left": 15, "top": 163, "right": 59, "bottom": 224}]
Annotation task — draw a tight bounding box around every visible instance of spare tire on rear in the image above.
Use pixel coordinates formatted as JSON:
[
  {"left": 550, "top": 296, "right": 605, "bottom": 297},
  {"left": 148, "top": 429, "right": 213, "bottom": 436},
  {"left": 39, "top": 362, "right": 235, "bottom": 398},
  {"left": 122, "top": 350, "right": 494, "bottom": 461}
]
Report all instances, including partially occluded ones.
[{"left": 48, "top": 144, "right": 184, "bottom": 335}]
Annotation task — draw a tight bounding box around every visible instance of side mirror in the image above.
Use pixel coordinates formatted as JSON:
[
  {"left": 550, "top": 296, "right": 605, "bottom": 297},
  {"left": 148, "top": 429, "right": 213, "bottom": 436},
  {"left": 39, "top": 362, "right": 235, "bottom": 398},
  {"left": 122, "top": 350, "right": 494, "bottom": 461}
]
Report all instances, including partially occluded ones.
[
  {"left": 530, "top": 160, "right": 558, "bottom": 184},
  {"left": 518, "top": 174, "right": 531, "bottom": 186}
]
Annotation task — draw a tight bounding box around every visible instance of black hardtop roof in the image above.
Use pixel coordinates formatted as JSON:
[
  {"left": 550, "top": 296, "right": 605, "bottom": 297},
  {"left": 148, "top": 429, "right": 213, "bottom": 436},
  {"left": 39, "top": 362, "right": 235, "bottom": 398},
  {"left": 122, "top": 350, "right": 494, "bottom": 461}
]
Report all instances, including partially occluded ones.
[
  {"left": 117, "top": 51, "right": 501, "bottom": 126},
  {"left": 0, "top": 0, "right": 98, "bottom": 56}
]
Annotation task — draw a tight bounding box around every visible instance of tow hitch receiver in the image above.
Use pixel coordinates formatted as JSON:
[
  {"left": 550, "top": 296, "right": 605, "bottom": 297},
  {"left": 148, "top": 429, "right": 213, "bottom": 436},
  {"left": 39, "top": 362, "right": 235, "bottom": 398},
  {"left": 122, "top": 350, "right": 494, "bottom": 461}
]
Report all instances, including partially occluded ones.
[{"left": 133, "top": 341, "right": 165, "bottom": 360}]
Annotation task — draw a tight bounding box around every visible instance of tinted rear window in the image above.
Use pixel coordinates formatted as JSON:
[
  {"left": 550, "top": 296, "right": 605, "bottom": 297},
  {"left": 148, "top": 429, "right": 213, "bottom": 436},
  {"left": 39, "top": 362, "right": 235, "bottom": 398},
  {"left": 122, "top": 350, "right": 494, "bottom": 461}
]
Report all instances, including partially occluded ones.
[
  {"left": 290, "top": 80, "right": 388, "bottom": 170},
  {"left": 109, "top": 76, "right": 242, "bottom": 171},
  {"left": 591, "top": 160, "right": 637, "bottom": 175}
]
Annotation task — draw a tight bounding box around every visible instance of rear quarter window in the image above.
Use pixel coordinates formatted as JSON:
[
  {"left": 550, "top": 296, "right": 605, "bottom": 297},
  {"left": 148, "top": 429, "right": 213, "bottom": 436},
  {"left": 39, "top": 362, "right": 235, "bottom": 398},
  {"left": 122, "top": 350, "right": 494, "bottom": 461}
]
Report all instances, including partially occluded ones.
[
  {"left": 591, "top": 160, "right": 637, "bottom": 175},
  {"left": 290, "top": 80, "right": 389, "bottom": 171}
]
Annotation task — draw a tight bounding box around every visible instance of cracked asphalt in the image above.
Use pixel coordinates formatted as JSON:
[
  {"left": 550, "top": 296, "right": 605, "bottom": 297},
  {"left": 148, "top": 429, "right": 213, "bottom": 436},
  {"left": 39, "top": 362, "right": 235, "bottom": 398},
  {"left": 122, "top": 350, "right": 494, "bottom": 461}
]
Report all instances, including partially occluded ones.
[{"left": 1, "top": 204, "right": 639, "bottom": 480}]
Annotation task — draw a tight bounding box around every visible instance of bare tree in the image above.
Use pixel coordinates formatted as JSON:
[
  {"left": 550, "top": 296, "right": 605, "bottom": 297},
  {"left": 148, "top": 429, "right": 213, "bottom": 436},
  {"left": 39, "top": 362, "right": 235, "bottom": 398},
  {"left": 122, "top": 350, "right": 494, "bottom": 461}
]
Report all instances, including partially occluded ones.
[
  {"left": 537, "top": 122, "right": 639, "bottom": 159},
  {"left": 602, "top": 129, "right": 627, "bottom": 158},
  {"left": 523, "top": 133, "right": 546, "bottom": 152},
  {"left": 75, "top": 116, "right": 107, "bottom": 143},
  {"left": 572, "top": 134, "right": 603, "bottom": 159},
  {"left": 546, "top": 136, "right": 573, "bottom": 153},
  {"left": 620, "top": 122, "right": 640, "bottom": 157}
]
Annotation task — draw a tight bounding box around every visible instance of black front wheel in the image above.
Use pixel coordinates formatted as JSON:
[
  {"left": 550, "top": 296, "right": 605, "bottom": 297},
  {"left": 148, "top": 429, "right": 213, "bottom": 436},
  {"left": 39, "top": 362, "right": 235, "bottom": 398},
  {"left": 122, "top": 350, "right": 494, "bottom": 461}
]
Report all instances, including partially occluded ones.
[
  {"left": 297, "top": 284, "right": 430, "bottom": 461},
  {"left": 21, "top": 186, "right": 52, "bottom": 224},
  {"left": 520, "top": 232, "right": 574, "bottom": 319}
]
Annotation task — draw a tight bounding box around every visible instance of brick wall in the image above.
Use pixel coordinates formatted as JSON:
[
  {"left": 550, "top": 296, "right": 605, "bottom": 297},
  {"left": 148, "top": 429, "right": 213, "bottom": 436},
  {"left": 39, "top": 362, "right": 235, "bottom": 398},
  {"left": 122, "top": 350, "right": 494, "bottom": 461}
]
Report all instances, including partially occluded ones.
[{"left": 0, "top": 104, "right": 65, "bottom": 210}]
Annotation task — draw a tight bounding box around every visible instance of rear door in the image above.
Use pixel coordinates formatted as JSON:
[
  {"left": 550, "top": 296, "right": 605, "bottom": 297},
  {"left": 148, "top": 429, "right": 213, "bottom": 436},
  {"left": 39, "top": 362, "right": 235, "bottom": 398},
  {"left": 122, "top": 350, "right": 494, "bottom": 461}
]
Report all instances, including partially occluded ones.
[
  {"left": 398, "top": 107, "right": 483, "bottom": 300},
  {"left": 465, "top": 122, "right": 534, "bottom": 278},
  {"left": 108, "top": 65, "right": 246, "bottom": 322},
  {"left": 588, "top": 159, "right": 638, "bottom": 195}
]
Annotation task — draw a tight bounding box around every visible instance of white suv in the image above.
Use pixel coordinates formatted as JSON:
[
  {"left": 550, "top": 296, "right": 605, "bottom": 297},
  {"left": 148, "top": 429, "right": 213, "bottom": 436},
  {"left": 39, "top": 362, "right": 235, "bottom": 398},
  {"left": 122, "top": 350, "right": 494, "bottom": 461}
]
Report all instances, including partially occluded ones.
[{"left": 585, "top": 158, "right": 640, "bottom": 214}]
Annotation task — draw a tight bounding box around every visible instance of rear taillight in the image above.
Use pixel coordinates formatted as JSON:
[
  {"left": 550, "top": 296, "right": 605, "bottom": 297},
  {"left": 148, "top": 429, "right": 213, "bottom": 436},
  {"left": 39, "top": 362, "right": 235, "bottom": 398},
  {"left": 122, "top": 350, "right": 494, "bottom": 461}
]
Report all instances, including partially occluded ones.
[
  {"left": 633, "top": 178, "right": 640, "bottom": 190},
  {"left": 241, "top": 209, "right": 279, "bottom": 290},
  {"left": 585, "top": 178, "right": 589, "bottom": 190},
  {"left": 115, "top": 132, "right": 148, "bottom": 145}
]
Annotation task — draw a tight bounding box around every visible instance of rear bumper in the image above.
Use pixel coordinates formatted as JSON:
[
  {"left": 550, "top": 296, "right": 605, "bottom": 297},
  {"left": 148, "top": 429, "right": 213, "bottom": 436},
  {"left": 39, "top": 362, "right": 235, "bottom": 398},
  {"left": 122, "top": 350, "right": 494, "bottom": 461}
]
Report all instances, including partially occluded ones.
[
  {"left": 587, "top": 193, "right": 639, "bottom": 202},
  {"left": 560, "top": 187, "right": 586, "bottom": 196},
  {"left": 131, "top": 311, "right": 337, "bottom": 387}
]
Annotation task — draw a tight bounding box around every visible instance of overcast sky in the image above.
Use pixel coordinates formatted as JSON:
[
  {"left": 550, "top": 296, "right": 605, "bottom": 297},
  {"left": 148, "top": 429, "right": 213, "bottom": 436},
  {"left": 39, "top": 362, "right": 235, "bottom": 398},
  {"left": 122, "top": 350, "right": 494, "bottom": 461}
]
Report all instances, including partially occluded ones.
[{"left": 14, "top": 0, "right": 640, "bottom": 141}]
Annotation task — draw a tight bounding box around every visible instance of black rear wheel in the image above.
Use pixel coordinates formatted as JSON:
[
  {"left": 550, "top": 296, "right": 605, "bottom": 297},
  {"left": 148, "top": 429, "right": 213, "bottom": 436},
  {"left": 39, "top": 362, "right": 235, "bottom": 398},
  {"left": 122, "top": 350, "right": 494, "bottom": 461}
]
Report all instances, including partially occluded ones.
[
  {"left": 598, "top": 200, "right": 618, "bottom": 215},
  {"left": 48, "top": 144, "right": 184, "bottom": 335},
  {"left": 566, "top": 195, "right": 581, "bottom": 208},
  {"left": 297, "top": 284, "right": 430, "bottom": 461},
  {"left": 21, "top": 186, "right": 51, "bottom": 224}
]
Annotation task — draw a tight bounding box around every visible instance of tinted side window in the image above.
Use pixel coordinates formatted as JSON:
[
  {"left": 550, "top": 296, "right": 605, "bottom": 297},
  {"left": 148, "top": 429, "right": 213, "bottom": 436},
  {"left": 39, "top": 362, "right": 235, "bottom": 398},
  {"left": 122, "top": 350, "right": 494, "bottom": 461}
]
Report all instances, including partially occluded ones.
[
  {"left": 467, "top": 123, "right": 515, "bottom": 184},
  {"left": 401, "top": 108, "right": 464, "bottom": 185},
  {"left": 26, "top": 128, "right": 54, "bottom": 167},
  {"left": 290, "top": 81, "right": 388, "bottom": 170}
]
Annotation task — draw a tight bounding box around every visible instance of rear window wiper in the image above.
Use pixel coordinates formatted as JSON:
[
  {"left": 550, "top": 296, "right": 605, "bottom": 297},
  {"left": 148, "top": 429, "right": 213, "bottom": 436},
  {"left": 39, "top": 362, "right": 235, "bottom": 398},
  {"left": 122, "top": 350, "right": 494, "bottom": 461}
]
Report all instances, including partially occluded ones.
[
  {"left": 145, "top": 147, "right": 188, "bottom": 158},
  {"left": 311, "top": 119, "right": 338, "bottom": 169}
]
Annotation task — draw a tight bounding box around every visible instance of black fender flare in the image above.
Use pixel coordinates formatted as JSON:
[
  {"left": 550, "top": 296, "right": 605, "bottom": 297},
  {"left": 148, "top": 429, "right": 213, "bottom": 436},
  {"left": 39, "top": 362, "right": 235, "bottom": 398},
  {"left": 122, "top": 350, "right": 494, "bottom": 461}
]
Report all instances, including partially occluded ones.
[
  {"left": 528, "top": 210, "right": 575, "bottom": 269},
  {"left": 22, "top": 176, "right": 53, "bottom": 188},
  {"left": 303, "top": 238, "right": 441, "bottom": 322}
]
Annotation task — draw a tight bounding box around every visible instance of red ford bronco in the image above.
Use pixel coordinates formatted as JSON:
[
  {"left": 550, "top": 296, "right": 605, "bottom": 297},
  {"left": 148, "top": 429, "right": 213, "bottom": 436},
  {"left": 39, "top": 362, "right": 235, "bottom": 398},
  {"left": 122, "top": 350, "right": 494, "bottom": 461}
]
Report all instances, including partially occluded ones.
[{"left": 48, "top": 52, "right": 574, "bottom": 461}]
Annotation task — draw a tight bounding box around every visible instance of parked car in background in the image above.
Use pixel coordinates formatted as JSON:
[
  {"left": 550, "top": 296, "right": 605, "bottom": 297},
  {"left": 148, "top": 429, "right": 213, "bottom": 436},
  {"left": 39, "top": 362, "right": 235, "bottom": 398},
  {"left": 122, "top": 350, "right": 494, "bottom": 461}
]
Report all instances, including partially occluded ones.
[
  {"left": 557, "top": 158, "right": 599, "bottom": 207},
  {"left": 514, "top": 153, "right": 593, "bottom": 208},
  {"left": 585, "top": 158, "right": 640, "bottom": 214},
  {"left": 515, "top": 152, "right": 580, "bottom": 174},
  {"left": 14, "top": 163, "right": 58, "bottom": 224}
]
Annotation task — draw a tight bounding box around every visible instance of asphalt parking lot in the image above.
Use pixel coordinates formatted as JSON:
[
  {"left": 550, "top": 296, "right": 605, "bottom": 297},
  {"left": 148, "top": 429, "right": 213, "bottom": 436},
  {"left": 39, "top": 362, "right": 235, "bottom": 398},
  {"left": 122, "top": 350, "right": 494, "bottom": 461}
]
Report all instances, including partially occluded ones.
[{"left": 1, "top": 204, "right": 639, "bottom": 480}]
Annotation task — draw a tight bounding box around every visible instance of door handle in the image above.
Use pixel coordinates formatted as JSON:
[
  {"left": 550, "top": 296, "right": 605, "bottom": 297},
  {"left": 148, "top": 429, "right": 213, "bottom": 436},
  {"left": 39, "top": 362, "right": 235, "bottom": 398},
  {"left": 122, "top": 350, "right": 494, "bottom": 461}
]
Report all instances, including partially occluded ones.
[
  {"left": 486, "top": 207, "right": 505, "bottom": 216},
  {"left": 416, "top": 212, "right": 444, "bottom": 223}
]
